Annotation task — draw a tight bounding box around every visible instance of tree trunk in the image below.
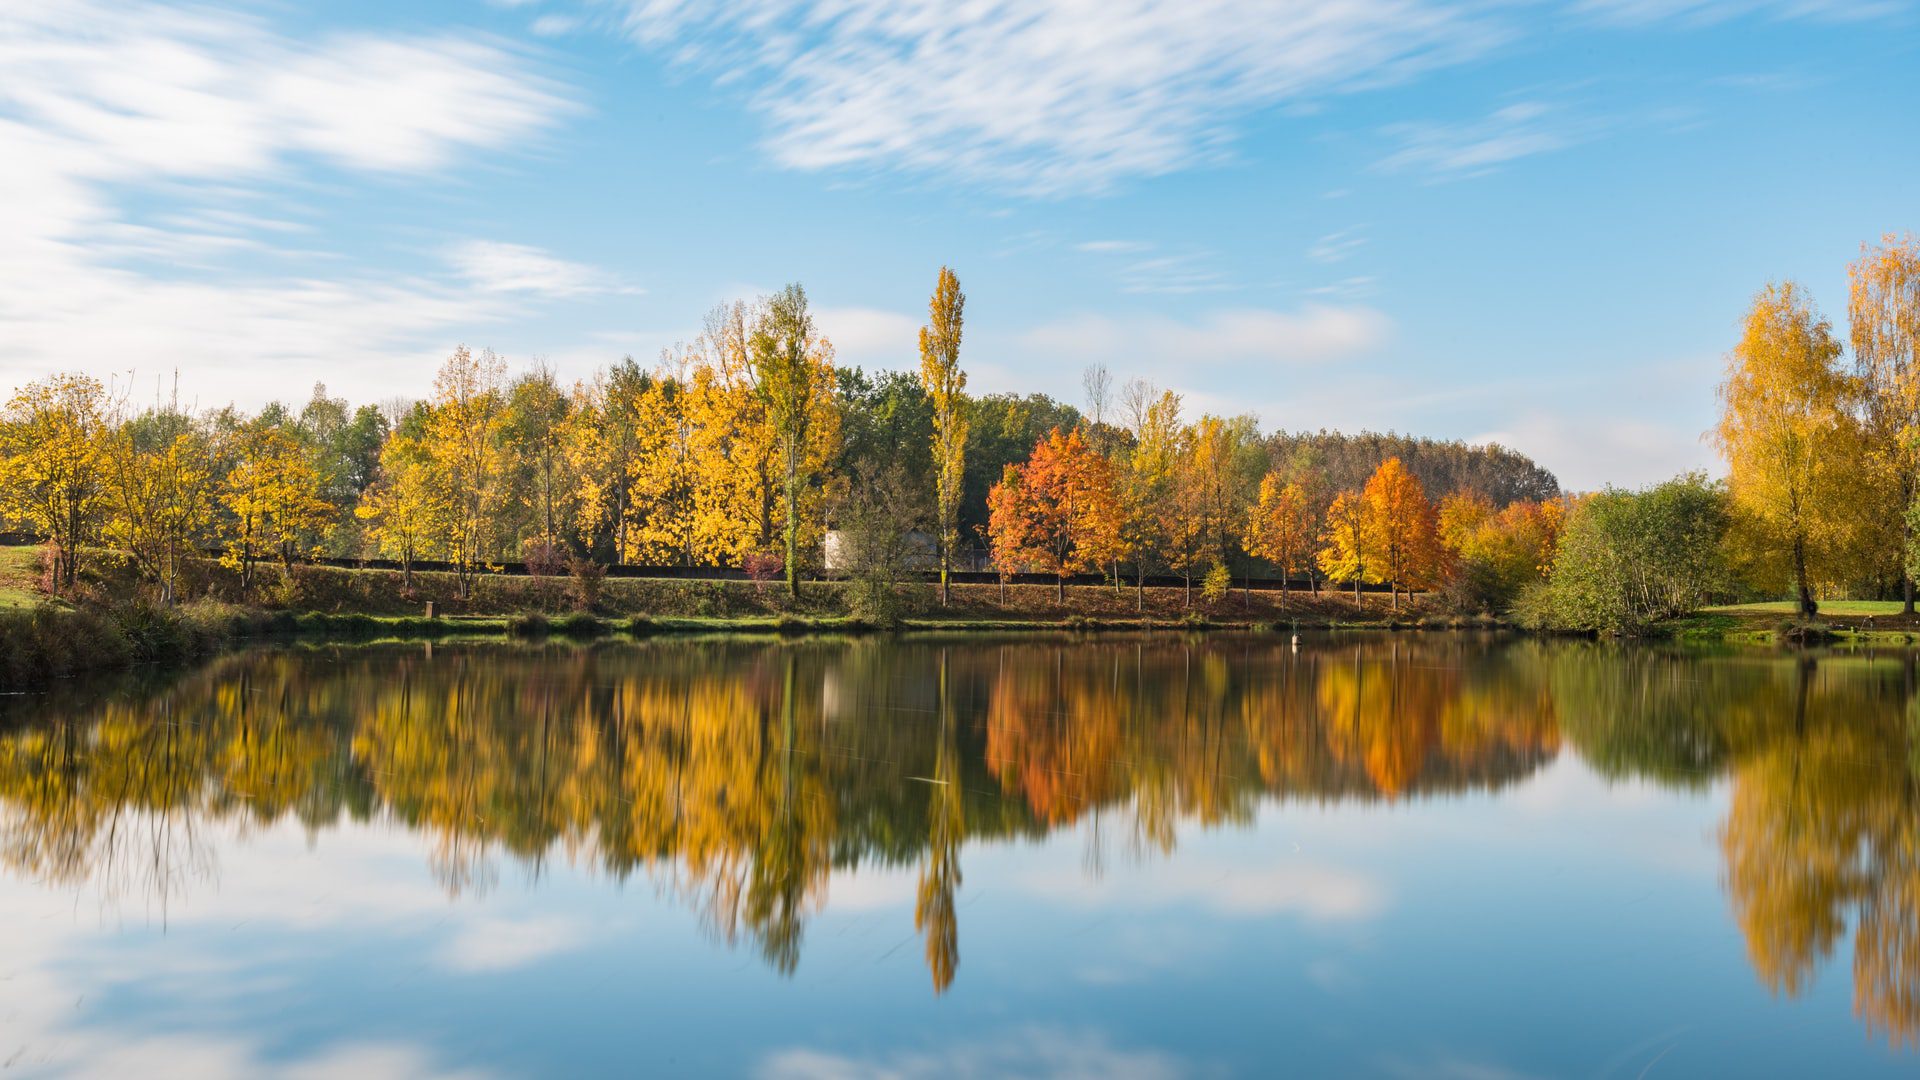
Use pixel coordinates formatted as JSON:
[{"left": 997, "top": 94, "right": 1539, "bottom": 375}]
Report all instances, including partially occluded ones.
[
  {"left": 785, "top": 450, "right": 799, "bottom": 599},
  {"left": 1056, "top": 574, "right": 1065, "bottom": 605},
  {"left": 1906, "top": 508, "right": 1915, "bottom": 616},
  {"left": 1794, "top": 531, "right": 1816, "bottom": 618},
  {"left": 1136, "top": 565, "right": 1145, "bottom": 612}
]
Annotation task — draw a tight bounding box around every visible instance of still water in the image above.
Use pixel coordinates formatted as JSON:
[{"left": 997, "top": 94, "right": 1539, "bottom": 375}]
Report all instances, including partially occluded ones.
[{"left": 0, "top": 635, "right": 1915, "bottom": 1077}]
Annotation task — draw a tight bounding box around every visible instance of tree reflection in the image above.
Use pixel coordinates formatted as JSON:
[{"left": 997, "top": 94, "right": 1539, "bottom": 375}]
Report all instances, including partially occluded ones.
[
  {"left": 6, "top": 637, "right": 1898, "bottom": 1033},
  {"left": 1556, "top": 648, "right": 1920, "bottom": 1048}
]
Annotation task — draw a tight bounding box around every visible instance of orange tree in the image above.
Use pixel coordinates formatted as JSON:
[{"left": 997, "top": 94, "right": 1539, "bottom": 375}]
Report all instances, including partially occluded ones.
[
  {"left": 986, "top": 427, "right": 1122, "bottom": 603},
  {"left": 1244, "top": 472, "right": 1316, "bottom": 592},
  {"left": 1362, "top": 457, "right": 1441, "bottom": 610}
]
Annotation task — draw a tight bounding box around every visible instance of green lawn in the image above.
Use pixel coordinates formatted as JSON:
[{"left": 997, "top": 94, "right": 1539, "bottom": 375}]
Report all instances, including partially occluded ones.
[
  {"left": 0, "top": 546, "right": 42, "bottom": 610},
  {"left": 1707, "top": 600, "right": 1911, "bottom": 617}
]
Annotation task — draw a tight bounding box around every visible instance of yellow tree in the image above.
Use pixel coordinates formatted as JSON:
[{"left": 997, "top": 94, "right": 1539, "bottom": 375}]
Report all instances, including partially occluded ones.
[
  {"left": 102, "top": 412, "right": 217, "bottom": 603},
  {"left": 1716, "top": 282, "right": 1860, "bottom": 617},
  {"left": 1317, "top": 490, "right": 1378, "bottom": 603},
  {"left": 221, "top": 423, "right": 332, "bottom": 591},
  {"left": 1168, "top": 415, "right": 1261, "bottom": 604},
  {"left": 0, "top": 374, "right": 108, "bottom": 594},
  {"left": 754, "top": 284, "right": 837, "bottom": 596},
  {"left": 1118, "top": 383, "right": 1182, "bottom": 609},
  {"left": 1244, "top": 473, "right": 1315, "bottom": 593},
  {"left": 425, "top": 345, "right": 508, "bottom": 599},
  {"left": 1849, "top": 234, "right": 1920, "bottom": 613},
  {"left": 918, "top": 267, "right": 968, "bottom": 605},
  {"left": 356, "top": 431, "right": 445, "bottom": 589},
  {"left": 1362, "top": 457, "right": 1440, "bottom": 611},
  {"left": 627, "top": 378, "right": 700, "bottom": 565}
]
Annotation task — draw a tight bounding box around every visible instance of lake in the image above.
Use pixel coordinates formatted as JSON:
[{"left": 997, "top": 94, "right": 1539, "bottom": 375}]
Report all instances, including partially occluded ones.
[{"left": 0, "top": 634, "right": 1915, "bottom": 1077}]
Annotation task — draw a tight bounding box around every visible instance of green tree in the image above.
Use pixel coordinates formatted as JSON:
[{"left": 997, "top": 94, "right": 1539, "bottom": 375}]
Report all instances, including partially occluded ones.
[
  {"left": 754, "top": 284, "right": 836, "bottom": 596},
  {"left": 1527, "top": 474, "right": 1731, "bottom": 635}
]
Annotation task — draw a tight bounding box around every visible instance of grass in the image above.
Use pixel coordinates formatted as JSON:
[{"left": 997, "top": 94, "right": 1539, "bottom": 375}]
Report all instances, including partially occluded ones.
[
  {"left": 0, "top": 546, "right": 45, "bottom": 610},
  {"left": 1706, "top": 600, "right": 1912, "bottom": 617}
]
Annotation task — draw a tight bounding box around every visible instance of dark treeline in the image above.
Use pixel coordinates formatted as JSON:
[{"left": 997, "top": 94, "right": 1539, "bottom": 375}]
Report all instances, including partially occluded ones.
[{"left": 1265, "top": 430, "right": 1561, "bottom": 508}]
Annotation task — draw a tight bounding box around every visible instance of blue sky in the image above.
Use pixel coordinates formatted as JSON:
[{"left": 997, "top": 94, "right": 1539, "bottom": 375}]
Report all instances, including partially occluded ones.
[{"left": 2, "top": 0, "right": 1915, "bottom": 489}]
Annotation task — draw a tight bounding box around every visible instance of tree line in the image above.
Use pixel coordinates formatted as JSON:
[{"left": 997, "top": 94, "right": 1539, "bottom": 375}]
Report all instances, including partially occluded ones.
[{"left": 0, "top": 267, "right": 1567, "bottom": 613}]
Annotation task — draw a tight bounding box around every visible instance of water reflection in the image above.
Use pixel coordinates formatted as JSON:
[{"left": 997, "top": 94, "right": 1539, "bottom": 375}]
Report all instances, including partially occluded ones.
[{"left": 1, "top": 636, "right": 1917, "bottom": 1048}]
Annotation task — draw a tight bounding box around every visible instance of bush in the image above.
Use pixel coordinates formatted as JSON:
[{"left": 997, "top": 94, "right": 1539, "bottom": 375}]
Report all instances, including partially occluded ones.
[
  {"left": 508, "top": 612, "right": 550, "bottom": 637},
  {"left": 553, "top": 612, "right": 607, "bottom": 637},
  {"left": 567, "top": 558, "right": 606, "bottom": 612},
  {"left": 1530, "top": 473, "right": 1731, "bottom": 635}
]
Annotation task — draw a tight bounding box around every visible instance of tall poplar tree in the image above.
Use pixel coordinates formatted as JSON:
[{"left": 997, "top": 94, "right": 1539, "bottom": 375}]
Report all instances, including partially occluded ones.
[
  {"left": 919, "top": 267, "right": 968, "bottom": 604},
  {"left": 755, "top": 284, "right": 828, "bottom": 597}
]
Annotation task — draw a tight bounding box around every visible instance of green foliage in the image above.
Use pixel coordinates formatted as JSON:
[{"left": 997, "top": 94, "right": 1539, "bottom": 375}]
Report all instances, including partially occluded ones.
[
  {"left": 1529, "top": 473, "right": 1733, "bottom": 635},
  {"left": 833, "top": 458, "right": 932, "bottom": 629}
]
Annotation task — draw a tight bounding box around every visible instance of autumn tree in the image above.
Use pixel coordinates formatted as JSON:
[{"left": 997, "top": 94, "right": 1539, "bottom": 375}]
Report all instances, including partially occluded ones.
[
  {"left": 501, "top": 362, "right": 572, "bottom": 560},
  {"left": 220, "top": 423, "right": 332, "bottom": 591},
  {"left": 1437, "top": 492, "right": 1563, "bottom": 612},
  {"left": 987, "top": 427, "right": 1122, "bottom": 602},
  {"left": 1166, "top": 414, "right": 1263, "bottom": 603},
  {"left": 1118, "top": 382, "right": 1181, "bottom": 608},
  {"left": 627, "top": 376, "right": 700, "bottom": 565},
  {"left": 1317, "top": 490, "right": 1376, "bottom": 603},
  {"left": 0, "top": 374, "right": 109, "bottom": 593},
  {"left": 1715, "top": 282, "right": 1861, "bottom": 617},
  {"left": 1361, "top": 457, "right": 1440, "bottom": 611},
  {"left": 357, "top": 430, "right": 444, "bottom": 589},
  {"left": 102, "top": 405, "right": 217, "bottom": 603},
  {"left": 1244, "top": 472, "right": 1315, "bottom": 592},
  {"left": 918, "top": 267, "right": 969, "bottom": 605},
  {"left": 1849, "top": 233, "right": 1920, "bottom": 612},
  {"left": 562, "top": 358, "right": 652, "bottom": 563},
  {"left": 425, "top": 345, "right": 508, "bottom": 599},
  {"left": 754, "top": 284, "right": 837, "bottom": 596}
]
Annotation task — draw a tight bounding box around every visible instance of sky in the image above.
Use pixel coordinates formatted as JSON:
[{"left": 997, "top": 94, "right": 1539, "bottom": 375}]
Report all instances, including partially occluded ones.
[{"left": 1, "top": 0, "right": 1915, "bottom": 490}]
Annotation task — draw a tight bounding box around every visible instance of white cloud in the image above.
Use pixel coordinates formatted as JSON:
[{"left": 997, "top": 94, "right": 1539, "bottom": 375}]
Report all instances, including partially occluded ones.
[
  {"left": 447, "top": 241, "right": 637, "bottom": 298},
  {"left": 1076, "top": 240, "right": 1152, "bottom": 254},
  {"left": 0, "top": 0, "right": 578, "bottom": 405},
  {"left": 436, "top": 915, "right": 590, "bottom": 973},
  {"left": 1017, "top": 305, "right": 1389, "bottom": 368},
  {"left": 1374, "top": 102, "right": 1593, "bottom": 179},
  {"left": 815, "top": 306, "right": 922, "bottom": 370},
  {"left": 615, "top": 0, "right": 1508, "bottom": 195},
  {"left": 1016, "top": 856, "right": 1388, "bottom": 921},
  {"left": 757, "top": 1027, "right": 1191, "bottom": 1080}
]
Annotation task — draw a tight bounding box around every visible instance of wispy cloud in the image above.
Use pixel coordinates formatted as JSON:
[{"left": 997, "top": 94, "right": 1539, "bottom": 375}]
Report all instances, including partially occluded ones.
[
  {"left": 448, "top": 241, "right": 638, "bottom": 298},
  {"left": 0, "top": 0, "right": 579, "bottom": 403},
  {"left": 1018, "top": 305, "right": 1388, "bottom": 368},
  {"left": 1572, "top": 0, "right": 1906, "bottom": 26},
  {"left": 1373, "top": 102, "right": 1593, "bottom": 179},
  {"left": 1308, "top": 227, "right": 1368, "bottom": 264},
  {"left": 614, "top": 0, "right": 1508, "bottom": 195}
]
